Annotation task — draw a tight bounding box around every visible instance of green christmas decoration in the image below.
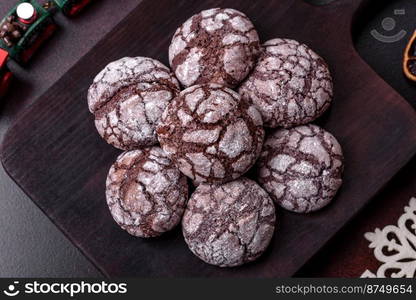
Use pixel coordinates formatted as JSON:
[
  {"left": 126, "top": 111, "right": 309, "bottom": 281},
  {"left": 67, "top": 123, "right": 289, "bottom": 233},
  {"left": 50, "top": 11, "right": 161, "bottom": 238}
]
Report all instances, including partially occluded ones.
[
  {"left": 0, "top": 0, "right": 56, "bottom": 64},
  {"left": 0, "top": 0, "right": 93, "bottom": 97},
  {"left": 53, "top": 0, "right": 93, "bottom": 17}
]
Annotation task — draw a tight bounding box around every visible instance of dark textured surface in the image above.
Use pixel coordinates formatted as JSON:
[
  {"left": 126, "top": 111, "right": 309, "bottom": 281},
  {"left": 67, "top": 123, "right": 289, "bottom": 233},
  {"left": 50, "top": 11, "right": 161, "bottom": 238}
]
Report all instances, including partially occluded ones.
[
  {"left": 353, "top": 0, "right": 416, "bottom": 109},
  {"left": 0, "top": 0, "right": 139, "bottom": 277},
  {"left": 2, "top": 0, "right": 416, "bottom": 277},
  {"left": 297, "top": 0, "right": 416, "bottom": 277}
]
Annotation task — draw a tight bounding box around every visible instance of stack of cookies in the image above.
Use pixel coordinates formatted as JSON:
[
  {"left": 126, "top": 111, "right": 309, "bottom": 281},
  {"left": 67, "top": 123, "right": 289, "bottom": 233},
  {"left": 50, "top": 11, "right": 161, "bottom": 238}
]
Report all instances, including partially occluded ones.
[{"left": 87, "top": 8, "right": 344, "bottom": 268}]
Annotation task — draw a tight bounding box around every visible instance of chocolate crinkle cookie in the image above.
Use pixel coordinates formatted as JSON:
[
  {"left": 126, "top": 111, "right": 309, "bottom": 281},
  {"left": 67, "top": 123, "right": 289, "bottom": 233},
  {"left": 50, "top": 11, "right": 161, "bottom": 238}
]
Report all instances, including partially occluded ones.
[
  {"left": 88, "top": 57, "right": 180, "bottom": 150},
  {"left": 169, "top": 8, "right": 260, "bottom": 88},
  {"left": 156, "top": 83, "right": 264, "bottom": 184},
  {"left": 182, "top": 178, "right": 276, "bottom": 267},
  {"left": 106, "top": 147, "right": 188, "bottom": 237},
  {"left": 257, "top": 124, "right": 343, "bottom": 213},
  {"left": 239, "top": 38, "right": 333, "bottom": 128}
]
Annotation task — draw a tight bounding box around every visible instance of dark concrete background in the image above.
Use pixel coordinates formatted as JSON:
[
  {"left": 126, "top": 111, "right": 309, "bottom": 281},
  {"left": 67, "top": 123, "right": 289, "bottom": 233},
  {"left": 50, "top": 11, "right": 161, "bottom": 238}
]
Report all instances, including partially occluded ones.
[{"left": 0, "top": 0, "right": 140, "bottom": 277}]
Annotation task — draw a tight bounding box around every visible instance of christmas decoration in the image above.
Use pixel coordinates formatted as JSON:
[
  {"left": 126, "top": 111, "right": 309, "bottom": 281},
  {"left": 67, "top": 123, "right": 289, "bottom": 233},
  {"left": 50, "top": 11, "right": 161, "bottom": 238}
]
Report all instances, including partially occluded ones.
[
  {"left": 361, "top": 197, "right": 416, "bottom": 278},
  {"left": 0, "top": 0, "right": 93, "bottom": 98}
]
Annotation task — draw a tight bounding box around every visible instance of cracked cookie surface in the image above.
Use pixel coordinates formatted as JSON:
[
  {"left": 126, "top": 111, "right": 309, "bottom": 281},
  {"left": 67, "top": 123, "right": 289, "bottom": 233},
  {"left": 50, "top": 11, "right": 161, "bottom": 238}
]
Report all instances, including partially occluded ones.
[
  {"left": 88, "top": 57, "right": 180, "bottom": 150},
  {"left": 239, "top": 38, "right": 333, "bottom": 128},
  {"left": 257, "top": 124, "right": 343, "bottom": 213},
  {"left": 106, "top": 147, "right": 188, "bottom": 237},
  {"left": 182, "top": 177, "right": 275, "bottom": 267},
  {"left": 156, "top": 83, "right": 264, "bottom": 184},
  {"left": 169, "top": 8, "right": 260, "bottom": 88}
]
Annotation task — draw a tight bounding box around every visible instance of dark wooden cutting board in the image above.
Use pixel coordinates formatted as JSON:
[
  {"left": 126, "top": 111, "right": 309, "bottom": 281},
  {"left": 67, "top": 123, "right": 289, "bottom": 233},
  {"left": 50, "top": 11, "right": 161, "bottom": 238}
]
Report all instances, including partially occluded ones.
[{"left": 2, "top": 0, "right": 416, "bottom": 277}]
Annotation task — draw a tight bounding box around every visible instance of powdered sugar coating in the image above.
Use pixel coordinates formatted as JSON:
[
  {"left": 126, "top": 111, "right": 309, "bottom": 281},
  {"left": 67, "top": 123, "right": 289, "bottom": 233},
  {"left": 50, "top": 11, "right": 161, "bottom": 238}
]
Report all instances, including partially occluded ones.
[
  {"left": 169, "top": 8, "right": 260, "bottom": 88},
  {"left": 88, "top": 57, "right": 180, "bottom": 150},
  {"left": 106, "top": 147, "right": 188, "bottom": 237},
  {"left": 157, "top": 84, "right": 264, "bottom": 184},
  {"left": 257, "top": 124, "right": 343, "bottom": 213},
  {"left": 239, "top": 38, "right": 333, "bottom": 128},
  {"left": 182, "top": 178, "right": 275, "bottom": 267}
]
